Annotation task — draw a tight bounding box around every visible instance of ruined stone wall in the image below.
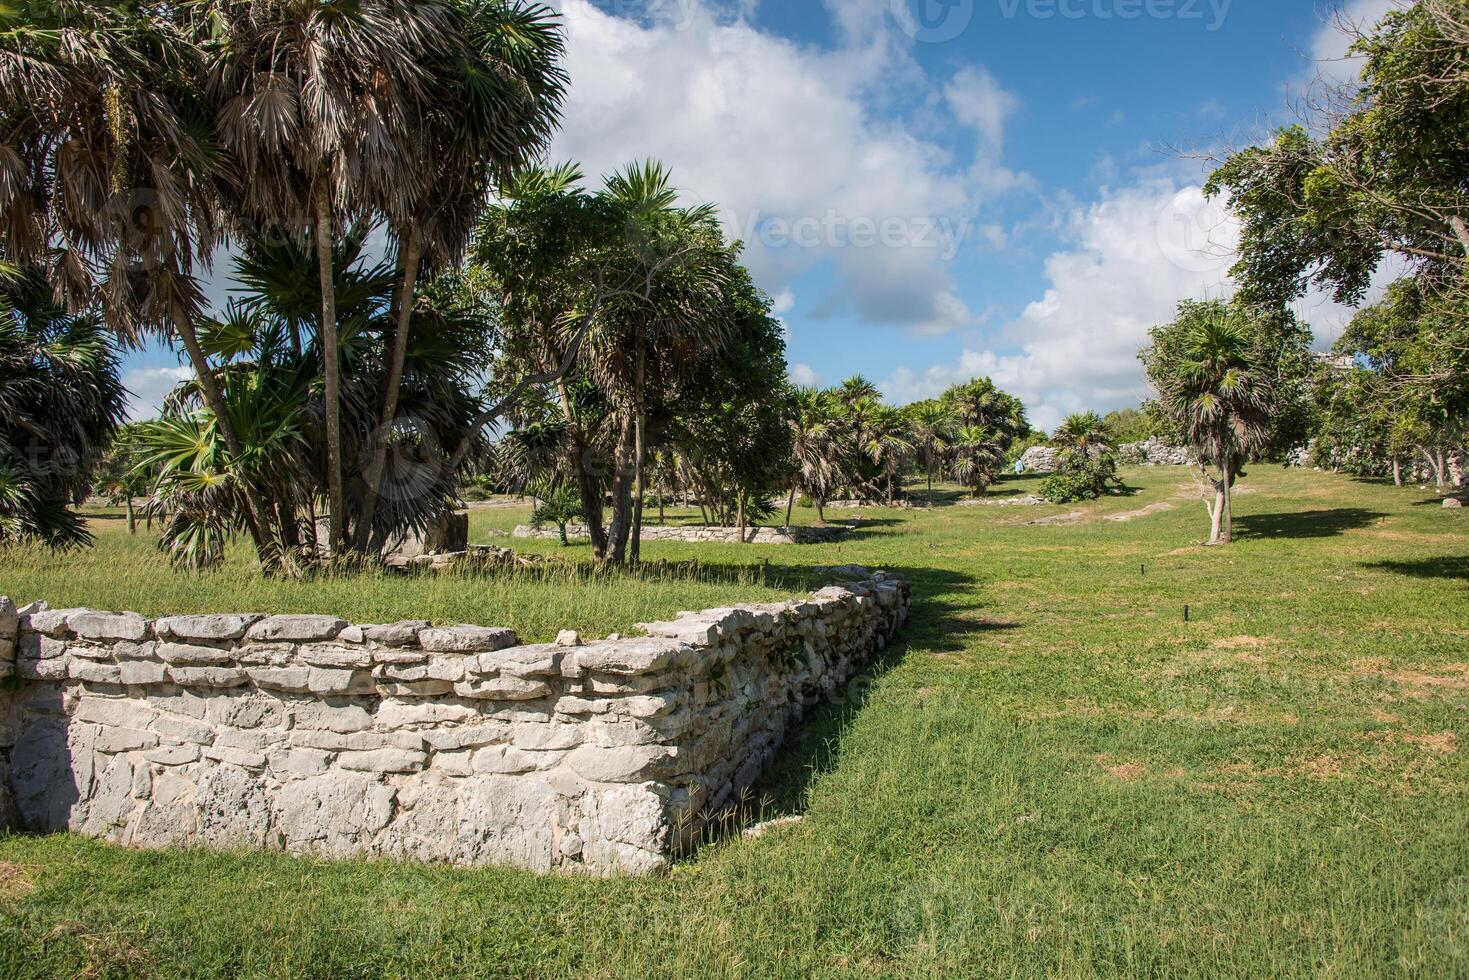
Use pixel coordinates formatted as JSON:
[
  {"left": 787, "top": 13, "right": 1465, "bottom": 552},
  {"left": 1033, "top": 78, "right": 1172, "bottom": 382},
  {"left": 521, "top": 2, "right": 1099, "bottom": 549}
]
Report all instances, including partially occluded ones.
[
  {"left": 511, "top": 523, "right": 851, "bottom": 545},
  {"left": 0, "top": 572, "right": 907, "bottom": 876}
]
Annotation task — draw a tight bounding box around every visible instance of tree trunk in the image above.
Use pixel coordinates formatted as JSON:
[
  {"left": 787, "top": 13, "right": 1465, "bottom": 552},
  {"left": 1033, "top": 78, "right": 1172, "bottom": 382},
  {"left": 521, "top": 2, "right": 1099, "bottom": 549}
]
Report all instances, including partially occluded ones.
[
  {"left": 815, "top": 500, "right": 826, "bottom": 525},
  {"left": 125, "top": 495, "right": 135, "bottom": 535},
  {"left": 1437, "top": 449, "right": 1448, "bottom": 488},
  {"left": 785, "top": 486, "right": 796, "bottom": 528},
  {"left": 355, "top": 225, "right": 423, "bottom": 553},
  {"left": 737, "top": 491, "right": 746, "bottom": 542},
  {"left": 886, "top": 472, "right": 894, "bottom": 506},
  {"left": 631, "top": 337, "right": 646, "bottom": 564},
  {"left": 556, "top": 382, "right": 607, "bottom": 559},
  {"left": 1206, "top": 488, "right": 1225, "bottom": 545},
  {"left": 312, "top": 181, "right": 346, "bottom": 557},
  {"left": 170, "top": 308, "right": 272, "bottom": 563},
  {"left": 926, "top": 454, "right": 934, "bottom": 508},
  {"left": 605, "top": 415, "right": 637, "bottom": 565},
  {"left": 1221, "top": 462, "right": 1234, "bottom": 544},
  {"left": 1392, "top": 458, "right": 1403, "bottom": 487}
]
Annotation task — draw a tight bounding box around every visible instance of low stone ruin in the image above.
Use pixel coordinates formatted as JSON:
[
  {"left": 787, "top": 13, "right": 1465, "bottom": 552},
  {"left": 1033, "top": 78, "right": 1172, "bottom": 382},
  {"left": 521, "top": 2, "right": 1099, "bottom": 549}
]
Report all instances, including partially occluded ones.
[
  {"left": 1017, "top": 439, "right": 1192, "bottom": 474},
  {"left": 0, "top": 571, "right": 908, "bottom": 876},
  {"left": 512, "top": 523, "right": 852, "bottom": 545}
]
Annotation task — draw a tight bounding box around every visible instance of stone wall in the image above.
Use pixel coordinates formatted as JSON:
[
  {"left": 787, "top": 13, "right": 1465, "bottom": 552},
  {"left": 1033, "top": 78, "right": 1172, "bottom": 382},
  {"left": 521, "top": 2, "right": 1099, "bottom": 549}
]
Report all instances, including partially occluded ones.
[
  {"left": 1018, "top": 439, "right": 1192, "bottom": 474},
  {"left": 511, "top": 523, "right": 851, "bottom": 545},
  {"left": 0, "top": 572, "right": 908, "bottom": 875}
]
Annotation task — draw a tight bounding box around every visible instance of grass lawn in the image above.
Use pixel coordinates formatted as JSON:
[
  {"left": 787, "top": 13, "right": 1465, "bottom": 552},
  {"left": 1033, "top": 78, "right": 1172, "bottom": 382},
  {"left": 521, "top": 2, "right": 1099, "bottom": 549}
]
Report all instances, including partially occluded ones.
[{"left": 2, "top": 466, "right": 1468, "bottom": 977}]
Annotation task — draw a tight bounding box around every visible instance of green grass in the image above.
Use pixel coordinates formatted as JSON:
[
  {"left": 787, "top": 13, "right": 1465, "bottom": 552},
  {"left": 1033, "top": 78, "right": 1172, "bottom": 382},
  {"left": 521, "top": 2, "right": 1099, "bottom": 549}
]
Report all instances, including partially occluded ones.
[{"left": 3, "top": 467, "right": 1469, "bottom": 977}]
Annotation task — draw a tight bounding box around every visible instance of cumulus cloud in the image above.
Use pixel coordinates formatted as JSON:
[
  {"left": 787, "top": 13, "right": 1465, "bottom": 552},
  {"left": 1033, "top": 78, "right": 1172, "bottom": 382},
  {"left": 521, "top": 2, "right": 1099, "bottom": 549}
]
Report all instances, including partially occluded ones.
[
  {"left": 122, "top": 366, "right": 191, "bottom": 421},
  {"left": 547, "top": 0, "right": 1017, "bottom": 335},
  {"left": 789, "top": 362, "right": 823, "bottom": 387},
  {"left": 878, "top": 178, "right": 1395, "bottom": 431}
]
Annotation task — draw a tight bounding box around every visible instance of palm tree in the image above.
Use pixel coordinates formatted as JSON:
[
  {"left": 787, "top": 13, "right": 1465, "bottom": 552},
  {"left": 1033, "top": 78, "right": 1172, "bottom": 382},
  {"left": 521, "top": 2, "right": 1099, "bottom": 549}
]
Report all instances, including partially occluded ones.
[
  {"left": 201, "top": 0, "right": 456, "bottom": 556},
  {"left": 1145, "top": 302, "right": 1274, "bottom": 545},
  {"left": 787, "top": 387, "right": 839, "bottom": 525},
  {"left": 354, "top": 0, "right": 568, "bottom": 551},
  {"left": 863, "top": 406, "right": 915, "bottom": 505},
  {"left": 0, "top": 1, "right": 284, "bottom": 558},
  {"left": 0, "top": 266, "right": 127, "bottom": 549},
  {"left": 593, "top": 161, "right": 728, "bottom": 564},
  {"left": 908, "top": 401, "right": 954, "bottom": 506},
  {"left": 1053, "top": 411, "right": 1109, "bottom": 455},
  {"left": 950, "top": 425, "right": 1006, "bottom": 498}
]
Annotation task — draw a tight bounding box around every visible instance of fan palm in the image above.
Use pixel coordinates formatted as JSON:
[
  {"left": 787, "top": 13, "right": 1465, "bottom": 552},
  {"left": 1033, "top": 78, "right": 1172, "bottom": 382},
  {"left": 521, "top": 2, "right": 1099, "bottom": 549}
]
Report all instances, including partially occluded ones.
[
  {"left": 1053, "top": 411, "right": 1109, "bottom": 455},
  {"left": 908, "top": 401, "right": 954, "bottom": 506},
  {"left": 862, "top": 405, "right": 915, "bottom": 506},
  {"left": 787, "top": 387, "right": 840, "bottom": 525},
  {"left": 950, "top": 425, "right": 1006, "bottom": 498},
  {"left": 0, "top": 266, "right": 126, "bottom": 549},
  {"left": 1146, "top": 303, "right": 1274, "bottom": 544}
]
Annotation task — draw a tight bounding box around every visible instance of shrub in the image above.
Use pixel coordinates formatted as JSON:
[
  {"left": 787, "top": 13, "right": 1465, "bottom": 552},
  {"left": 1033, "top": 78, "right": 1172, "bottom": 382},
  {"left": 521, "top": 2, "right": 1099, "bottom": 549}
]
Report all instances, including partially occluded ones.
[{"left": 1041, "top": 448, "right": 1122, "bottom": 504}]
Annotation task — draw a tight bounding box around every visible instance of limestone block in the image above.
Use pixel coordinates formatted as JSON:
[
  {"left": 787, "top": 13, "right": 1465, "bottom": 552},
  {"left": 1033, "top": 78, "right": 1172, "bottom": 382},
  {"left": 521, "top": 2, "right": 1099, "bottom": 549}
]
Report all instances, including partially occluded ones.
[
  {"left": 276, "top": 772, "right": 396, "bottom": 856},
  {"left": 566, "top": 744, "right": 679, "bottom": 783},
  {"left": 574, "top": 639, "right": 682, "bottom": 676},
  {"left": 153, "top": 715, "right": 216, "bottom": 745},
  {"left": 338, "top": 748, "right": 427, "bottom": 774},
  {"left": 67, "top": 610, "right": 150, "bottom": 642},
  {"left": 247, "top": 615, "right": 348, "bottom": 643},
  {"left": 268, "top": 747, "right": 331, "bottom": 778},
  {"left": 418, "top": 625, "right": 519, "bottom": 654},
  {"left": 245, "top": 667, "right": 313, "bottom": 693},
  {"left": 74, "top": 698, "right": 158, "bottom": 729},
  {"left": 0, "top": 596, "right": 17, "bottom": 641},
  {"left": 375, "top": 679, "right": 454, "bottom": 698},
  {"left": 300, "top": 644, "right": 373, "bottom": 669},
  {"left": 287, "top": 700, "right": 373, "bottom": 733},
  {"left": 375, "top": 700, "right": 477, "bottom": 727},
  {"left": 155, "top": 614, "right": 261, "bottom": 642},
  {"left": 234, "top": 643, "right": 296, "bottom": 667},
  {"left": 450, "top": 775, "right": 555, "bottom": 871},
  {"left": 167, "top": 665, "right": 249, "bottom": 689},
  {"left": 474, "top": 645, "right": 562, "bottom": 678},
  {"left": 69, "top": 660, "right": 122, "bottom": 684},
  {"left": 197, "top": 764, "right": 273, "bottom": 846},
  {"left": 94, "top": 726, "right": 159, "bottom": 753},
  {"left": 453, "top": 676, "right": 552, "bottom": 701},
  {"left": 306, "top": 667, "right": 374, "bottom": 696},
  {"left": 364, "top": 621, "right": 430, "bottom": 647},
  {"left": 421, "top": 725, "right": 512, "bottom": 752},
  {"left": 157, "top": 642, "right": 235, "bottom": 666}
]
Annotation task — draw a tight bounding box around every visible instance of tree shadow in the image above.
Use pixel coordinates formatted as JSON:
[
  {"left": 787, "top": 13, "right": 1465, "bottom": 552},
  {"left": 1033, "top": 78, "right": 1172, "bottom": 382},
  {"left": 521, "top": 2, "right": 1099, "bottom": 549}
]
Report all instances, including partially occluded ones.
[
  {"left": 1233, "top": 508, "right": 1387, "bottom": 540},
  {"left": 1362, "top": 555, "right": 1469, "bottom": 583},
  {"left": 702, "top": 563, "right": 997, "bottom": 832}
]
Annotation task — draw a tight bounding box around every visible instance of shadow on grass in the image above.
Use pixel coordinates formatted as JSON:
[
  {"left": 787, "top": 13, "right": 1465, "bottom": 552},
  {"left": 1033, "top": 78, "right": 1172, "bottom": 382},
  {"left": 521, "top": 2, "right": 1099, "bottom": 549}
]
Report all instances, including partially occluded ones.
[
  {"left": 1234, "top": 508, "right": 1387, "bottom": 540},
  {"left": 725, "top": 564, "right": 990, "bottom": 828},
  {"left": 1362, "top": 555, "right": 1469, "bottom": 582}
]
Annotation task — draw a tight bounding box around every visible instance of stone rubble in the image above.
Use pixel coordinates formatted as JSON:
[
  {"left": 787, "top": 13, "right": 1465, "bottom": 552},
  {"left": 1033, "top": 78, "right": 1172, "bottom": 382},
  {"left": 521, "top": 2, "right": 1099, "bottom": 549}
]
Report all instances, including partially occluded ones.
[
  {"left": 0, "top": 572, "right": 908, "bottom": 876},
  {"left": 511, "top": 524, "right": 853, "bottom": 545}
]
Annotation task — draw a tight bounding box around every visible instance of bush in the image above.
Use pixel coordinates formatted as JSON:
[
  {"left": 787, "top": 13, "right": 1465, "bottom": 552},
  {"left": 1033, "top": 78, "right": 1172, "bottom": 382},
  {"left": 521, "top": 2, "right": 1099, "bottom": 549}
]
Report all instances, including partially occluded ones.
[{"left": 1040, "top": 449, "right": 1123, "bottom": 504}]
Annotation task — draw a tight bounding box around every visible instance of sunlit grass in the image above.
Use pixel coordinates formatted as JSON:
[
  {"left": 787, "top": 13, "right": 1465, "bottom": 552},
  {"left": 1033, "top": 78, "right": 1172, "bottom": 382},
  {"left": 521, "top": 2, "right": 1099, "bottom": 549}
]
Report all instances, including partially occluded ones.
[{"left": 2, "top": 467, "right": 1468, "bottom": 976}]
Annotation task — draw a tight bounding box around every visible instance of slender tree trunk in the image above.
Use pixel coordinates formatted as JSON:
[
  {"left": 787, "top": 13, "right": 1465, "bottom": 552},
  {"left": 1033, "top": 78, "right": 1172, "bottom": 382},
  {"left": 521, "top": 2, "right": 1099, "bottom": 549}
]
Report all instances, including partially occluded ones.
[
  {"left": 1392, "top": 458, "right": 1403, "bottom": 487},
  {"left": 356, "top": 225, "right": 423, "bottom": 552},
  {"left": 606, "top": 415, "right": 637, "bottom": 565},
  {"left": 785, "top": 486, "right": 796, "bottom": 529},
  {"left": 631, "top": 338, "right": 646, "bottom": 564},
  {"left": 815, "top": 500, "right": 826, "bottom": 525},
  {"left": 1437, "top": 449, "right": 1448, "bottom": 488},
  {"left": 125, "top": 495, "right": 135, "bottom": 535},
  {"left": 887, "top": 472, "right": 894, "bottom": 506},
  {"left": 926, "top": 453, "right": 934, "bottom": 508},
  {"left": 737, "top": 491, "right": 746, "bottom": 542},
  {"left": 170, "top": 309, "right": 272, "bottom": 562},
  {"left": 312, "top": 181, "right": 346, "bottom": 556},
  {"left": 1221, "top": 462, "right": 1234, "bottom": 544},
  {"left": 556, "top": 381, "right": 607, "bottom": 558},
  {"left": 1207, "top": 488, "right": 1225, "bottom": 545}
]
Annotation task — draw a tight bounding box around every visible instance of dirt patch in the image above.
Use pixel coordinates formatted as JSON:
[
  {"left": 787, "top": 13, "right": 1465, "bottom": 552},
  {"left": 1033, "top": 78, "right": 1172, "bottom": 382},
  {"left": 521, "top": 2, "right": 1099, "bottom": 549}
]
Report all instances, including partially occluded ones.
[
  {"left": 1094, "top": 755, "right": 1147, "bottom": 781},
  {"left": 1350, "top": 658, "right": 1469, "bottom": 696},
  {"left": 1106, "top": 501, "right": 1177, "bottom": 523},
  {"left": 1212, "top": 635, "right": 1270, "bottom": 650},
  {"left": 1369, "top": 730, "right": 1460, "bottom": 754},
  {"left": 1025, "top": 511, "right": 1087, "bottom": 527},
  {"left": 1291, "top": 754, "right": 1348, "bottom": 780},
  {"left": 0, "top": 862, "right": 34, "bottom": 901}
]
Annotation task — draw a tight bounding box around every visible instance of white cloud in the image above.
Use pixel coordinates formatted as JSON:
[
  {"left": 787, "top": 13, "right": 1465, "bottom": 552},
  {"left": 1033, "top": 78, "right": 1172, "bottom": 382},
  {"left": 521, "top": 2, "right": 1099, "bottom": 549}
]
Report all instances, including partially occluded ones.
[
  {"left": 547, "top": 0, "right": 1016, "bottom": 335},
  {"left": 122, "top": 366, "right": 191, "bottom": 421},
  {"left": 878, "top": 178, "right": 1396, "bottom": 431},
  {"left": 771, "top": 288, "right": 796, "bottom": 315},
  {"left": 789, "top": 362, "right": 823, "bottom": 387},
  {"left": 1296, "top": 0, "right": 1400, "bottom": 91}
]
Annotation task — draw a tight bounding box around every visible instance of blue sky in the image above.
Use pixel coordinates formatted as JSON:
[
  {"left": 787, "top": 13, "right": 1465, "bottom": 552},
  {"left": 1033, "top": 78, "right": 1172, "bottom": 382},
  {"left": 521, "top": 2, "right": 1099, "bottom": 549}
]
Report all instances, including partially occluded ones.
[{"left": 121, "top": 0, "right": 1399, "bottom": 430}]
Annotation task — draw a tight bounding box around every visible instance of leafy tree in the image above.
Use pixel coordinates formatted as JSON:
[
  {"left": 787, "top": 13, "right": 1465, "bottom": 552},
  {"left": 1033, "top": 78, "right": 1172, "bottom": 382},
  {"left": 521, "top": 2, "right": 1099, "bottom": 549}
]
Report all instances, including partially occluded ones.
[
  {"left": 949, "top": 425, "right": 1006, "bottom": 498},
  {"left": 905, "top": 400, "right": 954, "bottom": 506},
  {"left": 0, "top": 267, "right": 126, "bottom": 549},
  {"left": 1102, "top": 406, "right": 1161, "bottom": 445},
  {"left": 1144, "top": 300, "right": 1277, "bottom": 545},
  {"left": 93, "top": 424, "right": 153, "bottom": 534}
]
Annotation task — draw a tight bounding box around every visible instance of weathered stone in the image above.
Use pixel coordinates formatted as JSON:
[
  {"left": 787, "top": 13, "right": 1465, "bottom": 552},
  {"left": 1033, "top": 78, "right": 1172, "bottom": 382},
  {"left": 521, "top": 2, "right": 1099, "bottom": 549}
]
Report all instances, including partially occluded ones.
[
  {"left": 202, "top": 744, "right": 267, "bottom": 769},
  {"left": 471, "top": 745, "right": 551, "bottom": 775},
  {"left": 476, "top": 644, "right": 561, "bottom": 678},
  {"left": 555, "top": 629, "right": 582, "bottom": 647},
  {"left": 144, "top": 744, "right": 201, "bottom": 766},
  {"left": 167, "top": 665, "right": 249, "bottom": 689},
  {"left": 299, "top": 644, "right": 373, "bottom": 669},
  {"left": 453, "top": 676, "right": 552, "bottom": 701},
  {"left": 246, "top": 615, "right": 348, "bottom": 643},
  {"left": 375, "top": 679, "right": 454, "bottom": 698},
  {"left": 75, "top": 698, "right": 157, "bottom": 729},
  {"left": 245, "top": 667, "right": 313, "bottom": 693},
  {"left": 338, "top": 748, "right": 427, "bottom": 774},
  {"left": 287, "top": 701, "right": 373, "bottom": 734},
  {"left": 23, "top": 608, "right": 71, "bottom": 636},
  {"left": 157, "top": 641, "right": 234, "bottom": 666},
  {"left": 153, "top": 715, "right": 216, "bottom": 745},
  {"left": 69, "top": 660, "right": 122, "bottom": 684},
  {"left": 1445, "top": 497, "right": 1464, "bottom": 509},
  {"left": 575, "top": 639, "right": 683, "bottom": 676},
  {"left": 421, "top": 725, "right": 512, "bottom": 751},
  {"left": 0, "top": 595, "right": 17, "bottom": 640},
  {"left": 566, "top": 744, "right": 679, "bottom": 783},
  {"left": 268, "top": 747, "right": 331, "bottom": 778},
  {"left": 364, "top": 621, "right": 430, "bottom": 647},
  {"left": 67, "top": 610, "right": 149, "bottom": 642},
  {"left": 95, "top": 726, "right": 159, "bottom": 753},
  {"left": 306, "top": 667, "right": 374, "bottom": 696},
  {"left": 418, "top": 625, "right": 518, "bottom": 654},
  {"left": 155, "top": 614, "right": 261, "bottom": 642}
]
